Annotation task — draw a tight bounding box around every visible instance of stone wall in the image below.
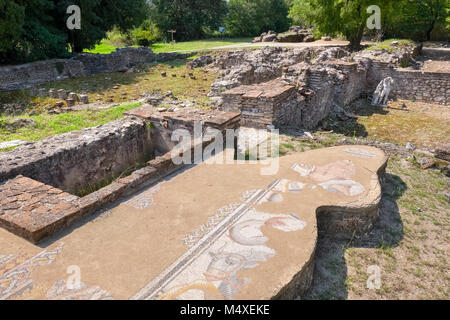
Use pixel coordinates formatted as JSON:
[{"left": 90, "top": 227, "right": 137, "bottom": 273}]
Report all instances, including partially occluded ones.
[
  {"left": 0, "top": 59, "right": 85, "bottom": 91},
  {"left": 221, "top": 67, "right": 342, "bottom": 130},
  {"left": 0, "top": 107, "right": 241, "bottom": 243},
  {"left": 0, "top": 48, "right": 192, "bottom": 91},
  {"left": 393, "top": 69, "right": 450, "bottom": 105},
  {"left": 326, "top": 61, "right": 367, "bottom": 106},
  {"left": 221, "top": 79, "right": 297, "bottom": 128},
  {"left": 367, "top": 60, "right": 450, "bottom": 105},
  {"left": 0, "top": 117, "right": 154, "bottom": 194}
]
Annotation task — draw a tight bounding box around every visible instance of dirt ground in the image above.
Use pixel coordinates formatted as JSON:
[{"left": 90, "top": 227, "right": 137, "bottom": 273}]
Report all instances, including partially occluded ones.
[
  {"left": 335, "top": 99, "right": 450, "bottom": 151},
  {"left": 422, "top": 60, "right": 450, "bottom": 73}
]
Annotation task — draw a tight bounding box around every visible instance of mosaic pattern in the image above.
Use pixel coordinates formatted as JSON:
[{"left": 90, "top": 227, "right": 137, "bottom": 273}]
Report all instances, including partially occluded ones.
[
  {"left": 124, "top": 185, "right": 161, "bottom": 210},
  {"left": 46, "top": 280, "right": 114, "bottom": 300},
  {"left": 182, "top": 203, "right": 242, "bottom": 248},
  {"left": 240, "top": 189, "right": 260, "bottom": 202},
  {"left": 272, "top": 179, "right": 306, "bottom": 194},
  {"left": 133, "top": 157, "right": 373, "bottom": 300},
  {"left": 132, "top": 181, "right": 308, "bottom": 301},
  {"left": 290, "top": 160, "right": 365, "bottom": 196},
  {"left": 158, "top": 211, "right": 306, "bottom": 300},
  {"left": 343, "top": 148, "right": 377, "bottom": 159},
  {"left": 0, "top": 243, "right": 64, "bottom": 300}
]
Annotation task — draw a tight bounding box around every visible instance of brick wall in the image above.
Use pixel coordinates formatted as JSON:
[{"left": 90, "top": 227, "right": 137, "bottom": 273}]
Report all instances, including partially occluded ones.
[
  {"left": 393, "top": 69, "right": 450, "bottom": 105},
  {"left": 368, "top": 61, "right": 450, "bottom": 106}
]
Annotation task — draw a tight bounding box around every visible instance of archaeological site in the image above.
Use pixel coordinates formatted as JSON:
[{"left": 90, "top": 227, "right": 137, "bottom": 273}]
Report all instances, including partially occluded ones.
[{"left": 0, "top": 0, "right": 449, "bottom": 305}]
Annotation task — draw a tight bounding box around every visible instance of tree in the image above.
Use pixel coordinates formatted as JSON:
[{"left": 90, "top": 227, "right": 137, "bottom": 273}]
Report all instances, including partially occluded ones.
[
  {"left": 150, "top": 0, "right": 228, "bottom": 41},
  {"left": 21, "top": 0, "right": 69, "bottom": 60},
  {"left": 311, "top": 0, "right": 385, "bottom": 50},
  {"left": 226, "top": 0, "right": 291, "bottom": 37},
  {"left": 288, "top": 0, "right": 316, "bottom": 27},
  {"left": 295, "top": 0, "right": 448, "bottom": 47},
  {"left": 385, "top": 0, "right": 449, "bottom": 41},
  {"left": 0, "top": 0, "right": 68, "bottom": 64},
  {"left": 56, "top": 0, "right": 148, "bottom": 53},
  {"left": 0, "top": 0, "right": 149, "bottom": 64},
  {"left": 132, "top": 20, "right": 162, "bottom": 47},
  {"left": 0, "top": 0, "right": 25, "bottom": 61}
]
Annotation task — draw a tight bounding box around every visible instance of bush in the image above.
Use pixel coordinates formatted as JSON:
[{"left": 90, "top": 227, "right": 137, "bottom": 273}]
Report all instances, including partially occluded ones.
[
  {"left": 131, "top": 20, "right": 161, "bottom": 47},
  {"left": 106, "top": 29, "right": 134, "bottom": 47}
]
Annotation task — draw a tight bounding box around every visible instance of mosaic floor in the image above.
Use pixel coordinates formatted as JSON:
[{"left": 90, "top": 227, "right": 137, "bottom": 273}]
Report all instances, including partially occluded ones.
[{"left": 0, "top": 146, "right": 387, "bottom": 300}]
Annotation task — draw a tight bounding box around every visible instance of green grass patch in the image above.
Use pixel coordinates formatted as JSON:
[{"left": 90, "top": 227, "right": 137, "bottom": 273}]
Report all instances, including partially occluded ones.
[
  {"left": 84, "top": 41, "right": 136, "bottom": 54},
  {"left": 0, "top": 102, "right": 142, "bottom": 144},
  {"left": 84, "top": 38, "right": 252, "bottom": 55},
  {"left": 366, "top": 39, "right": 416, "bottom": 52},
  {"left": 0, "top": 60, "right": 216, "bottom": 116}
]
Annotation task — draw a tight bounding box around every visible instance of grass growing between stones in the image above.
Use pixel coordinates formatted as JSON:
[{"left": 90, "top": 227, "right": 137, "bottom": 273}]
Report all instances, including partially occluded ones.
[
  {"left": 0, "top": 58, "right": 217, "bottom": 115},
  {"left": 365, "top": 39, "right": 416, "bottom": 52},
  {"left": 0, "top": 102, "right": 142, "bottom": 147}
]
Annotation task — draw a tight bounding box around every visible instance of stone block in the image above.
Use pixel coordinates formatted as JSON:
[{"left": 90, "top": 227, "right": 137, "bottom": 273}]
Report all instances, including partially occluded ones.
[
  {"left": 57, "top": 89, "right": 67, "bottom": 100},
  {"left": 0, "top": 176, "right": 81, "bottom": 243}
]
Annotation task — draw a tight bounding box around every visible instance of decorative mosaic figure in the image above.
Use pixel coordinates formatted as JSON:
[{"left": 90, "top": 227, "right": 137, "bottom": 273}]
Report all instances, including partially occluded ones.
[
  {"left": 343, "top": 148, "right": 377, "bottom": 159},
  {"left": 46, "top": 280, "right": 114, "bottom": 300},
  {"left": 0, "top": 243, "right": 64, "bottom": 300}
]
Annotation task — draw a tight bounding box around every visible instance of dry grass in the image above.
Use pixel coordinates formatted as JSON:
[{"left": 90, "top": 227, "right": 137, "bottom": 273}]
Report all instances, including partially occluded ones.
[
  {"left": 0, "top": 58, "right": 217, "bottom": 114},
  {"left": 334, "top": 99, "right": 450, "bottom": 150}
]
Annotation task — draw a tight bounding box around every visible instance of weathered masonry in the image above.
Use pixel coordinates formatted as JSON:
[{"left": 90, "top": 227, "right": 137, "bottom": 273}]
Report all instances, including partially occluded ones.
[
  {"left": 0, "top": 107, "right": 240, "bottom": 243},
  {"left": 219, "top": 56, "right": 449, "bottom": 130},
  {"left": 0, "top": 48, "right": 192, "bottom": 91}
]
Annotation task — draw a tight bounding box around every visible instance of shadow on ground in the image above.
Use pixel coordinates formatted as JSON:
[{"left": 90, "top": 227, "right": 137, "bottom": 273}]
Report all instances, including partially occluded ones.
[
  {"left": 303, "top": 173, "right": 407, "bottom": 300},
  {"left": 328, "top": 102, "right": 391, "bottom": 139}
]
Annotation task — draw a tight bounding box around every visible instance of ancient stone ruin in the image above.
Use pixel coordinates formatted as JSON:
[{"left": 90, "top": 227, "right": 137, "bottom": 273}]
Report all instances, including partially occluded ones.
[
  {"left": 252, "top": 26, "right": 315, "bottom": 43},
  {"left": 197, "top": 45, "right": 450, "bottom": 132},
  {"left": 0, "top": 43, "right": 448, "bottom": 301},
  {"left": 372, "top": 77, "right": 394, "bottom": 106},
  {"left": 0, "top": 47, "right": 193, "bottom": 91}
]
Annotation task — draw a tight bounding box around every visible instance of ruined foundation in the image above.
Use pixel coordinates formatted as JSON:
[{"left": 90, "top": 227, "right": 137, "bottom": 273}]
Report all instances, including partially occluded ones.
[{"left": 0, "top": 108, "right": 240, "bottom": 243}]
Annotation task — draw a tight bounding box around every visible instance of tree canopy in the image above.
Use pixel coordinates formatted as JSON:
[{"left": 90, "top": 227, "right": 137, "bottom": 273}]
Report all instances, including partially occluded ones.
[
  {"left": 1, "top": 0, "right": 449, "bottom": 64},
  {"left": 289, "top": 0, "right": 449, "bottom": 50},
  {"left": 226, "top": 0, "right": 291, "bottom": 36},
  {"left": 149, "top": 0, "right": 228, "bottom": 41},
  {"left": 0, "top": 0, "right": 148, "bottom": 64}
]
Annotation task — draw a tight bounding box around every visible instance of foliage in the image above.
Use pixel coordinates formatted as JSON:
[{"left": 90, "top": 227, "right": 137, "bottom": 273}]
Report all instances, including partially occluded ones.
[
  {"left": 0, "top": 0, "right": 148, "bottom": 64},
  {"left": 292, "top": 0, "right": 449, "bottom": 46},
  {"left": 57, "top": 0, "right": 148, "bottom": 52},
  {"left": 150, "top": 0, "right": 228, "bottom": 41},
  {"left": 131, "top": 20, "right": 162, "bottom": 47},
  {"left": 383, "top": 0, "right": 449, "bottom": 41},
  {"left": 288, "top": 0, "right": 317, "bottom": 27},
  {"left": 0, "top": 0, "right": 25, "bottom": 60},
  {"left": 225, "top": 0, "right": 291, "bottom": 36},
  {"left": 307, "top": 0, "right": 394, "bottom": 50}
]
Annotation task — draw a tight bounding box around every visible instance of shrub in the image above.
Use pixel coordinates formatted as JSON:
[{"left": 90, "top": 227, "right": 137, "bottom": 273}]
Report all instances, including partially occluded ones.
[{"left": 131, "top": 21, "right": 161, "bottom": 47}]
